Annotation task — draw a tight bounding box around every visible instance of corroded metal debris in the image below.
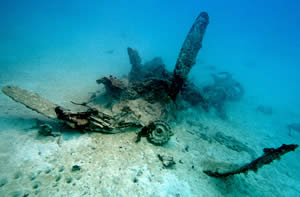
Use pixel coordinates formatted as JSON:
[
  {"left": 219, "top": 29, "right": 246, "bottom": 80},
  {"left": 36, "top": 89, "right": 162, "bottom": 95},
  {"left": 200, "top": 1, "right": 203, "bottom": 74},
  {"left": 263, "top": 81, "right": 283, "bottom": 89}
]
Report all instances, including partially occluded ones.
[
  {"left": 202, "top": 72, "right": 244, "bottom": 119},
  {"left": 209, "top": 72, "right": 244, "bottom": 101},
  {"left": 136, "top": 120, "right": 173, "bottom": 145},
  {"left": 1, "top": 11, "right": 298, "bottom": 182},
  {"left": 55, "top": 106, "right": 142, "bottom": 133},
  {"left": 96, "top": 75, "right": 127, "bottom": 98},
  {"left": 1, "top": 11, "right": 240, "bottom": 142},
  {"left": 1, "top": 11, "right": 243, "bottom": 143},
  {"left": 203, "top": 144, "right": 298, "bottom": 178},
  {"left": 169, "top": 12, "right": 209, "bottom": 100},
  {"left": 157, "top": 154, "right": 176, "bottom": 168},
  {"left": 1, "top": 85, "right": 142, "bottom": 133}
]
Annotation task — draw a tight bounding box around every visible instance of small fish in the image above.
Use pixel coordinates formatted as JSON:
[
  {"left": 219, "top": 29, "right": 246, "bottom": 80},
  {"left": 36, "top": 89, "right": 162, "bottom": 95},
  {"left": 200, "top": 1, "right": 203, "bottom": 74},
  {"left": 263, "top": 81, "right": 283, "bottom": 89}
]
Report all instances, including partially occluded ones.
[
  {"left": 287, "top": 123, "right": 300, "bottom": 136},
  {"left": 256, "top": 105, "right": 273, "bottom": 115},
  {"left": 104, "top": 50, "right": 114, "bottom": 54}
]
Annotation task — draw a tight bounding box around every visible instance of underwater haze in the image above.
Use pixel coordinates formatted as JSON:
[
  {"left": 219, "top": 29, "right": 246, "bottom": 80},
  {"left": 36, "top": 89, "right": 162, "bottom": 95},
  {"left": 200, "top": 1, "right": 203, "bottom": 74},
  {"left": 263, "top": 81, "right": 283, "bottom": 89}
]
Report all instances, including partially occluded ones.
[
  {"left": 1, "top": 0, "right": 300, "bottom": 109},
  {"left": 0, "top": 0, "right": 300, "bottom": 196}
]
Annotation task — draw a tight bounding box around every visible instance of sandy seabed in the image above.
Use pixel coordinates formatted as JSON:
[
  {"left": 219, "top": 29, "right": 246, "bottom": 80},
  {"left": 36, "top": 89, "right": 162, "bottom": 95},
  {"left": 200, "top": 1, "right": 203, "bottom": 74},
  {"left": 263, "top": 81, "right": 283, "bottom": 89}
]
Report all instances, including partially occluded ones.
[{"left": 0, "top": 69, "right": 299, "bottom": 197}]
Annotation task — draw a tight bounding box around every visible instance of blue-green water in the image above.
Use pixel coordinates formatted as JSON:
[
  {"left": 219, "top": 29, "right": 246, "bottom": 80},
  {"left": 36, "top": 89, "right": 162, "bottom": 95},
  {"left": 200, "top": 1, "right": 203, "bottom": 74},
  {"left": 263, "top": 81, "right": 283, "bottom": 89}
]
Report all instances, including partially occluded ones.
[{"left": 1, "top": 0, "right": 300, "bottom": 109}]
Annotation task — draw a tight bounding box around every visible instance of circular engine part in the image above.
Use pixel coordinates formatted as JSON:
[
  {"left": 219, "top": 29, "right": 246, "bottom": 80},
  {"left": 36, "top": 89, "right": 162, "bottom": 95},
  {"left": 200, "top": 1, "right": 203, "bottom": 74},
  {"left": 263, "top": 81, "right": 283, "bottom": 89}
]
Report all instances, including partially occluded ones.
[{"left": 146, "top": 121, "right": 172, "bottom": 145}]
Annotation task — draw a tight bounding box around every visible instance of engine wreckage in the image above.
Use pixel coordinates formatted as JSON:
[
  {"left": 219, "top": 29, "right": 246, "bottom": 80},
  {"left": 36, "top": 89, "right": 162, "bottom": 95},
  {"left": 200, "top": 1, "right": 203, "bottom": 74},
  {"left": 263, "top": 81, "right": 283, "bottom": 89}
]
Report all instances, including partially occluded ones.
[
  {"left": 2, "top": 12, "right": 211, "bottom": 145},
  {"left": 2, "top": 12, "right": 298, "bottom": 176}
]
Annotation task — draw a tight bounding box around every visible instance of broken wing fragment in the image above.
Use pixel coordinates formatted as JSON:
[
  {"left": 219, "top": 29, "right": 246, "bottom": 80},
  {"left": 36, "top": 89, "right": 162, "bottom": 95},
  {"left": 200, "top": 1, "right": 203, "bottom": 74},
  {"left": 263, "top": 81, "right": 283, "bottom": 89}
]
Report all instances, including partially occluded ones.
[
  {"left": 1, "top": 85, "right": 142, "bottom": 133},
  {"left": 2, "top": 85, "right": 58, "bottom": 119}
]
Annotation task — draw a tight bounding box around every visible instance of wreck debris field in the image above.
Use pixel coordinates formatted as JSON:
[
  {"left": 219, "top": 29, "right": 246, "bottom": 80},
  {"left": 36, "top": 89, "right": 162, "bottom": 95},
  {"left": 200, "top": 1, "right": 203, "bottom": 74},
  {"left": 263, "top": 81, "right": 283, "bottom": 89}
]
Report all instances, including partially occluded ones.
[{"left": 0, "top": 1, "right": 300, "bottom": 197}]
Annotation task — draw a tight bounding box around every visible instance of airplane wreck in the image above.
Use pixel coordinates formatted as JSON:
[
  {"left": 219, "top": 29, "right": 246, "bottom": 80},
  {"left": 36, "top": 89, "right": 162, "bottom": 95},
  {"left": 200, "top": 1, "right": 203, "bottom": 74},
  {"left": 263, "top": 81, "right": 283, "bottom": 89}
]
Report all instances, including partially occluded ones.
[{"left": 2, "top": 12, "right": 297, "bottom": 177}]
